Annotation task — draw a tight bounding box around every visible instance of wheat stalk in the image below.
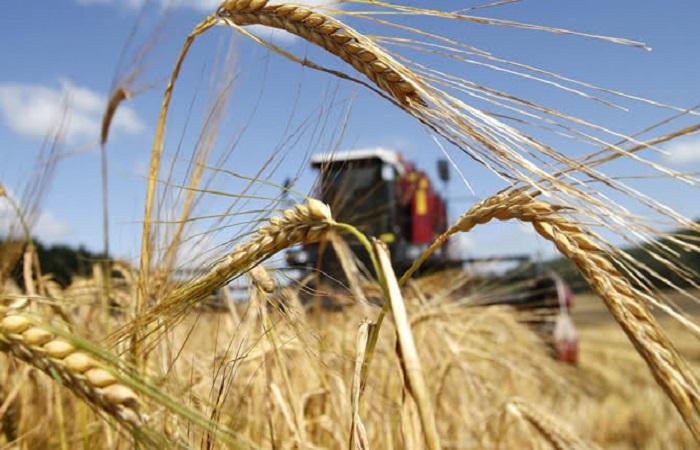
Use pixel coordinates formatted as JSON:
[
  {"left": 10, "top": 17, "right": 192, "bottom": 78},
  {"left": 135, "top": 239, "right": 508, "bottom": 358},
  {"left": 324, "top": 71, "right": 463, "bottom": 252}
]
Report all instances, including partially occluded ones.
[
  {"left": 137, "top": 16, "right": 218, "bottom": 313},
  {"left": 402, "top": 189, "right": 700, "bottom": 441},
  {"left": 328, "top": 231, "right": 370, "bottom": 308},
  {"left": 349, "top": 320, "right": 370, "bottom": 450},
  {"left": 216, "top": 0, "right": 424, "bottom": 106},
  {"left": 507, "top": 399, "right": 600, "bottom": 450},
  {"left": 0, "top": 307, "right": 143, "bottom": 429},
  {"left": 374, "top": 240, "right": 441, "bottom": 450},
  {"left": 250, "top": 266, "right": 310, "bottom": 447}
]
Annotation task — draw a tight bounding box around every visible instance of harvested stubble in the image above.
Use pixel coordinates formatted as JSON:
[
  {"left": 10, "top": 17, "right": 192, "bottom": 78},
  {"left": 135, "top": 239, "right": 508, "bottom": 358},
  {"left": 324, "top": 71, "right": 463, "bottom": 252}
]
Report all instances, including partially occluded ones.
[
  {"left": 403, "top": 188, "right": 700, "bottom": 441},
  {"left": 216, "top": 0, "right": 424, "bottom": 105},
  {"left": 0, "top": 305, "right": 142, "bottom": 428}
]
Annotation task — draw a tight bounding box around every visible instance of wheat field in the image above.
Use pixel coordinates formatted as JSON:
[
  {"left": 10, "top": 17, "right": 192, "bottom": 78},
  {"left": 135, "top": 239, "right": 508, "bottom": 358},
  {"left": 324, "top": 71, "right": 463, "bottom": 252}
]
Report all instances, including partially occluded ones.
[{"left": 1, "top": 1, "right": 700, "bottom": 449}]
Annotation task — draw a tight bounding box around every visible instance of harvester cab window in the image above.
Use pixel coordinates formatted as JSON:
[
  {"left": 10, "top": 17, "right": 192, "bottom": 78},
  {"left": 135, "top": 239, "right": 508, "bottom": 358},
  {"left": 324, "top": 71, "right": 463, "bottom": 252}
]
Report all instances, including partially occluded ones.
[
  {"left": 319, "top": 159, "right": 393, "bottom": 238},
  {"left": 381, "top": 163, "right": 395, "bottom": 181}
]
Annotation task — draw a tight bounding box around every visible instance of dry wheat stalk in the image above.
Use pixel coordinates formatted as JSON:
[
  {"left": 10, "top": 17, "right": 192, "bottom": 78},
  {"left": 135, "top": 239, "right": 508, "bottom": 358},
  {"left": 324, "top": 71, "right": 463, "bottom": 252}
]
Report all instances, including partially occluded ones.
[
  {"left": 403, "top": 189, "right": 700, "bottom": 441},
  {"left": 216, "top": 0, "right": 424, "bottom": 105},
  {"left": 111, "top": 198, "right": 334, "bottom": 346},
  {"left": 252, "top": 268, "right": 309, "bottom": 447},
  {"left": 374, "top": 241, "right": 441, "bottom": 450},
  {"left": 137, "top": 16, "right": 218, "bottom": 313},
  {"left": 0, "top": 306, "right": 142, "bottom": 429},
  {"left": 22, "top": 244, "right": 36, "bottom": 297},
  {"left": 328, "top": 232, "right": 370, "bottom": 309},
  {"left": 507, "top": 399, "right": 600, "bottom": 450},
  {"left": 349, "top": 320, "right": 370, "bottom": 450}
]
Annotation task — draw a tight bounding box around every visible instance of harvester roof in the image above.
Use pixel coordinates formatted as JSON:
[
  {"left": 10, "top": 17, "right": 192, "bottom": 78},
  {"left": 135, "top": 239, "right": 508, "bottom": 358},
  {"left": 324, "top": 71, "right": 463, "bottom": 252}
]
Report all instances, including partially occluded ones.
[{"left": 310, "top": 148, "right": 406, "bottom": 175}]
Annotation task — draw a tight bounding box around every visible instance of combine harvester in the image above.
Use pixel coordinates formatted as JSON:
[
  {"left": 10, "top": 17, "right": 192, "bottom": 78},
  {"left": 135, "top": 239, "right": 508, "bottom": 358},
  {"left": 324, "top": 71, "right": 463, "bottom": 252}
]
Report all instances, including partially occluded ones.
[{"left": 286, "top": 149, "right": 578, "bottom": 362}]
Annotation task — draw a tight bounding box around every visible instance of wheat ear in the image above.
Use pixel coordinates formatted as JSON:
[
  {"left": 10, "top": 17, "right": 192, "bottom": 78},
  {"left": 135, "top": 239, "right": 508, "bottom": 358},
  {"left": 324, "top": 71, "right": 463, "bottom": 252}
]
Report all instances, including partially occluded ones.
[
  {"left": 402, "top": 189, "right": 700, "bottom": 441},
  {"left": 216, "top": 0, "right": 424, "bottom": 105},
  {"left": 248, "top": 264, "right": 276, "bottom": 294},
  {"left": 0, "top": 307, "right": 142, "bottom": 428},
  {"left": 111, "top": 198, "right": 334, "bottom": 346},
  {"left": 163, "top": 198, "right": 332, "bottom": 305}
]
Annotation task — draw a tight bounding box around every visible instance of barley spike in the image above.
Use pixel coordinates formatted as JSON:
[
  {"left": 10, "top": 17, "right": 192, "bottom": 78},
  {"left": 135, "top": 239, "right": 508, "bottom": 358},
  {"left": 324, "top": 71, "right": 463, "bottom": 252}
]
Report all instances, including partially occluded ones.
[
  {"left": 109, "top": 198, "right": 334, "bottom": 346},
  {"left": 216, "top": 0, "right": 425, "bottom": 105},
  {"left": 0, "top": 308, "right": 143, "bottom": 428}
]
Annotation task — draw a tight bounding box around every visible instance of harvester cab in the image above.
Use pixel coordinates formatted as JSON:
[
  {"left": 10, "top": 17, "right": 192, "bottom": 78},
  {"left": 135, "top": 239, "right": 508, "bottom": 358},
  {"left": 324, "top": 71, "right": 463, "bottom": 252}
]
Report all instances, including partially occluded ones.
[{"left": 286, "top": 149, "right": 453, "bottom": 277}]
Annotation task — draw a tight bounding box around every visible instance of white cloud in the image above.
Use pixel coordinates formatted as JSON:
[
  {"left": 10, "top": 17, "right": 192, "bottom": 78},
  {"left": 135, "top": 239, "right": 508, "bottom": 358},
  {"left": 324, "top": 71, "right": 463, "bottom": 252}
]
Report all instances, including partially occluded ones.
[
  {"left": 77, "top": 0, "right": 145, "bottom": 7},
  {"left": 0, "top": 79, "right": 145, "bottom": 143},
  {"left": 180, "top": 0, "right": 338, "bottom": 12},
  {"left": 77, "top": 0, "right": 337, "bottom": 12},
  {"left": 0, "top": 198, "right": 71, "bottom": 243},
  {"left": 517, "top": 221, "right": 536, "bottom": 235},
  {"left": 75, "top": 0, "right": 339, "bottom": 44},
  {"left": 34, "top": 212, "right": 73, "bottom": 242},
  {"left": 446, "top": 233, "right": 472, "bottom": 260},
  {"left": 184, "top": 0, "right": 221, "bottom": 10},
  {"left": 666, "top": 135, "right": 700, "bottom": 165}
]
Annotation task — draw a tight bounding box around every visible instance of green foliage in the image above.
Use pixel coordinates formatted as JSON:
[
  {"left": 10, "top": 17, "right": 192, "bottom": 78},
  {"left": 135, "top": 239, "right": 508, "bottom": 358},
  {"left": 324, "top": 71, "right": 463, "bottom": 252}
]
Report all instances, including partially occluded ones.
[{"left": 35, "top": 241, "right": 106, "bottom": 287}]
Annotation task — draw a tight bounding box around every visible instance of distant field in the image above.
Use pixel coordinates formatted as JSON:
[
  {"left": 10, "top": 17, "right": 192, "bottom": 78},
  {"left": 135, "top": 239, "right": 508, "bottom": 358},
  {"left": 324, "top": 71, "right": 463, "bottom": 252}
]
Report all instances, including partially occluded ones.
[{"left": 573, "top": 289, "right": 700, "bottom": 326}]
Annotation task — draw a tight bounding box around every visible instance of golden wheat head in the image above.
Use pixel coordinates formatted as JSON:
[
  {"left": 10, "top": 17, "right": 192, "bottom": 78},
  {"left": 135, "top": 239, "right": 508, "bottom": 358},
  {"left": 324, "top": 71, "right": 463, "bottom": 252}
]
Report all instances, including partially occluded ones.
[
  {"left": 0, "top": 306, "right": 142, "bottom": 428},
  {"left": 216, "top": 0, "right": 425, "bottom": 105}
]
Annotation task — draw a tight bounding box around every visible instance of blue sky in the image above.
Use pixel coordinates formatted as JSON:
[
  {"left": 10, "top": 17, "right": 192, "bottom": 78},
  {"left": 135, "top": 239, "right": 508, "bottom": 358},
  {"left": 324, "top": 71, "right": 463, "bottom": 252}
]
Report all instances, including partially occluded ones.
[{"left": 1, "top": 0, "right": 699, "bottom": 263}]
